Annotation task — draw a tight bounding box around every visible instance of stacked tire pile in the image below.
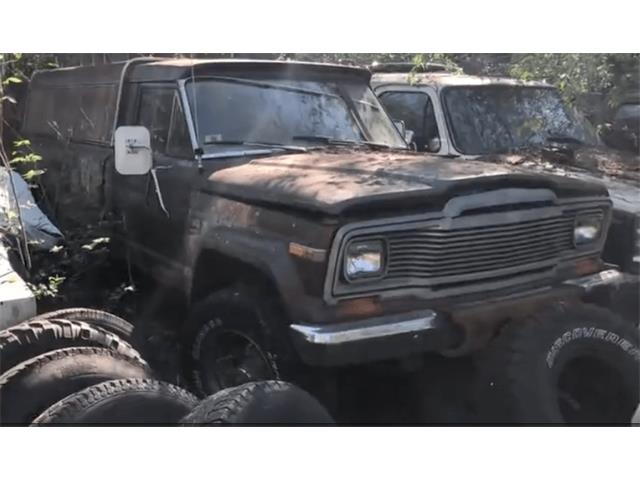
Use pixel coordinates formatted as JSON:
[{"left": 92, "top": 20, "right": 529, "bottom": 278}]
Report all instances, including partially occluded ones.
[{"left": 0, "top": 309, "right": 333, "bottom": 425}]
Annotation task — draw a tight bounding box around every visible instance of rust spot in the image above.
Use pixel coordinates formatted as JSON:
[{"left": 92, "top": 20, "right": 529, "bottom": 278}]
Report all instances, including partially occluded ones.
[{"left": 288, "top": 242, "right": 326, "bottom": 262}]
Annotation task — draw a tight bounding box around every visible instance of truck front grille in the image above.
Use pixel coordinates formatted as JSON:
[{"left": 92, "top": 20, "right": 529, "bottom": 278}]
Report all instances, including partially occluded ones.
[
  {"left": 385, "top": 214, "right": 575, "bottom": 281},
  {"left": 329, "top": 204, "right": 608, "bottom": 300}
]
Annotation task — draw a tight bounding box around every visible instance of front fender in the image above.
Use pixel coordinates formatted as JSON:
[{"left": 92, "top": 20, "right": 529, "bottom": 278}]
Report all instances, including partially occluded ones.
[{"left": 192, "top": 226, "right": 319, "bottom": 324}]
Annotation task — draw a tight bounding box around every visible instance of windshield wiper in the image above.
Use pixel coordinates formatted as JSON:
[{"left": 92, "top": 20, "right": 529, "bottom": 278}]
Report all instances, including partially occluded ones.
[
  {"left": 203, "top": 139, "right": 308, "bottom": 152},
  {"left": 291, "top": 135, "right": 394, "bottom": 150}
]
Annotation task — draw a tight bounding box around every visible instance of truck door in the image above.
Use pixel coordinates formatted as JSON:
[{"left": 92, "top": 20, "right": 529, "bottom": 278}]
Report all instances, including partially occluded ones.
[{"left": 113, "top": 84, "right": 197, "bottom": 286}]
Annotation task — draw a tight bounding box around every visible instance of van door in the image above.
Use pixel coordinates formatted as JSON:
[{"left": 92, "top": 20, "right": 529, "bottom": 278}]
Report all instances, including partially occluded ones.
[{"left": 113, "top": 85, "right": 197, "bottom": 287}]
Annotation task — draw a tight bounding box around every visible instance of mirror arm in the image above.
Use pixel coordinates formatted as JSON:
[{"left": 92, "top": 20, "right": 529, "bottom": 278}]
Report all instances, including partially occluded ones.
[{"left": 150, "top": 168, "right": 170, "bottom": 218}]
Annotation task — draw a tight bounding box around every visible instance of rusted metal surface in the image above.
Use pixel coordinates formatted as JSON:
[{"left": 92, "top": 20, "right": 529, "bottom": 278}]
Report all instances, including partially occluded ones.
[{"left": 206, "top": 150, "right": 607, "bottom": 215}]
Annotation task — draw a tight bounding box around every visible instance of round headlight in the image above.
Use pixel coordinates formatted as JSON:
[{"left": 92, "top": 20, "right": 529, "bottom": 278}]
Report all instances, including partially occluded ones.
[
  {"left": 574, "top": 215, "right": 603, "bottom": 245},
  {"left": 344, "top": 240, "right": 385, "bottom": 280}
]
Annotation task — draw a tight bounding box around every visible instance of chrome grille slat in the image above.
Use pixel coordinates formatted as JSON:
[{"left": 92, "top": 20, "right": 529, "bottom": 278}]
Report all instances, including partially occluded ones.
[
  {"left": 387, "top": 218, "right": 573, "bottom": 242},
  {"left": 388, "top": 250, "right": 558, "bottom": 277},
  {"left": 389, "top": 244, "right": 564, "bottom": 270},
  {"left": 388, "top": 229, "right": 572, "bottom": 254}
]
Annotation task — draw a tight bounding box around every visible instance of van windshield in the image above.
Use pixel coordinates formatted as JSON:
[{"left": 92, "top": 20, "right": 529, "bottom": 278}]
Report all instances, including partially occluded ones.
[
  {"left": 443, "top": 86, "right": 599, "bottom": 155},
  {"left": 185, "top": 77, "right": 406, "bottom": 152}
]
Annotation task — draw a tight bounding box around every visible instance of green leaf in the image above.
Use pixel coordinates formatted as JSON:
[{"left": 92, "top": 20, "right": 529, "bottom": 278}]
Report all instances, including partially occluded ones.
[
  {"left": 2, "top": 76, "right": 23, "bottom": 84},
  {"left": 13, "top": 139, "right": 31, "bottom": 147},
  {"left": 22, "top": 169, "right": 46, "bottom": 181}
]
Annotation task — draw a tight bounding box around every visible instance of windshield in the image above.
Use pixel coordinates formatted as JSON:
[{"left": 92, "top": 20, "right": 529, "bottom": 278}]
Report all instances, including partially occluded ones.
[
  {"left": 443, "top": 86, "right": 599, "bottom": 155},
  {"left": 186, "top": 77, "right": 406, "bottom": 152}
]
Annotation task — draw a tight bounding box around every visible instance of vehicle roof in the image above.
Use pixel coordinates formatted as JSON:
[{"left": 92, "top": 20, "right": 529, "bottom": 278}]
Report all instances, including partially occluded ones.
[
  {"left": 30, "top": 58, "right": 371, "bottom": 86},
  {"left": 371, "top": 72, "right": 552, "bottom": 89}
]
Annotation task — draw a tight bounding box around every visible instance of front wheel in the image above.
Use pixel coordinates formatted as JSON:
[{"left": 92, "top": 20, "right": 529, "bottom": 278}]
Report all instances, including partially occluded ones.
[
  {"left": 182, "top": 285, "right": 292, "bottom": 397},
  {"left": 476, "top": 303, "right": 639, "bottom": 424}
]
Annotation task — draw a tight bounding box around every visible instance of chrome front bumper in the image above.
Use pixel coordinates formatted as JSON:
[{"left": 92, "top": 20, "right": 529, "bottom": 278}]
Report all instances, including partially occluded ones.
[
  {"left": 290, "top": 310, "right": 441, "bottom": 345},
  {"left": 289, "top": 310, "right": 460, "bottom": 366}
]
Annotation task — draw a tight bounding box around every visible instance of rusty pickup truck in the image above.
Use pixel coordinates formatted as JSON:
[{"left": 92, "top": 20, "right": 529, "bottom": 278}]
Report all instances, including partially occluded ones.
[{"left": 21, "top": 58, "right": 639, "bottom": 423}]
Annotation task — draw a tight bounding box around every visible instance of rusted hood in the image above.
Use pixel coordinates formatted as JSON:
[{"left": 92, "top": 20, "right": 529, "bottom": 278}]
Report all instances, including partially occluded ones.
[{"left": 203, "top": 149, "right": 608, "bottom": 215}]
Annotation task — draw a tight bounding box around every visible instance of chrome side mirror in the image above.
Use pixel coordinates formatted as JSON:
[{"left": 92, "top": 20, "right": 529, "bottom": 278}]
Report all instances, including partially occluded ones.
[
  {"left": 426, "top": 137, "right": 441, "bottom": 153},
  {"left": 114, "top": 126, "right": 152, "bottom": 175},
  {"left": 393, "top": 119, "right": 407, "bottom": 137},
  {"left": 404, "top": 129, "right": 415, "bottom": 145}
]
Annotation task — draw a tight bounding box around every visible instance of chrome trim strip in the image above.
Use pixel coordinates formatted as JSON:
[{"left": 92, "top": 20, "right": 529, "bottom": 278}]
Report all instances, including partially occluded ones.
[
  {"left": 290, "top": 311, "right": 439, "bottom": 345},
  {"left": 177, "top": 79, "right": 199, "bottom": 152}
]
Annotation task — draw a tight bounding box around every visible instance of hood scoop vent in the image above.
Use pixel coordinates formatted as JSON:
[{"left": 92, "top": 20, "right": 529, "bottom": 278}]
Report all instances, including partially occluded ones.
[{"left": 443, "top": 188, "right": 557, "bottom": 218}]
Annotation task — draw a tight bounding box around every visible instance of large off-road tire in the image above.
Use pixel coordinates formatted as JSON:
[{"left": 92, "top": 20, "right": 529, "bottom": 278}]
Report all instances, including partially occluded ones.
[
  {"left": 476, "top": 303, "right": 640, "bottom": 424},
  {"left": 0, "top": 319, "right": 142, "bottom": 377},
  {"left": 181, "top": 380, "right": 334, "bottom": 425},
  {"left": 183, "top": 285, "right": 295, "bottom": 397},
  {"left": 30, "top": 308, "right": 134, "bottom": 341},
  {"left": 33, "top": 378, "right": 198, "bottom": 425},
  {"left": 0, "top": 347, "right": 152, "bottom": 425}
]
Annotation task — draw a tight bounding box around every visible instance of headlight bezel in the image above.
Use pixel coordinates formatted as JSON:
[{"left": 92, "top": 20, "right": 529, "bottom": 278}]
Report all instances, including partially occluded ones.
[
  {"left": 343, "top": 238, "right": 387, "bottom": 282},
  {"left": 573, "top": 214, "right": 604, "bottom": 247}
]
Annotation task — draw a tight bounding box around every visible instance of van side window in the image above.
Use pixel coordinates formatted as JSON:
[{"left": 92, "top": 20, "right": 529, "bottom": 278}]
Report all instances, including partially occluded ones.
[
  {"left": 137, "top": 88, "right": 174, "bottom": 153},
  {"left": 24, "top": 84, "right": 117, "bottom": 144},
  {"left": 166, "top": 94, "right": 192, "bottom": 158},
  {"left": 76, "top": 85, "right": 117, "bottom": 143},
  {"left": 24, "top": 86, "right": 76, "bottom": 140},
  {"left": 379, "top": 91, "right": 439, "bottom": 152}
]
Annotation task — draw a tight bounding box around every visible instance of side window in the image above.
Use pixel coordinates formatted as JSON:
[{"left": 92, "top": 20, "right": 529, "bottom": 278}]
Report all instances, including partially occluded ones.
[
  {"left": 25, "top": 86, "right": 78, "bottom": 140},
  {"left": 166, "top": 94, "right": 192, "bottom": 158},
  {"left": 137, "top": 87, "right": 174, "bottom": 153},
  {"left": 379, "top": 91, "right": 440, "bottom": 152}
]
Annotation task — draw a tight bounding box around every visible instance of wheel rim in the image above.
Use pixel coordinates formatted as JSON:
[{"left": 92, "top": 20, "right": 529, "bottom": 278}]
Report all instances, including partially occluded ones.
[
  {"left": 556, "top": 356, "right": 636, "bottom": 423},
  {"left": 201, "top": 329, "right": 275, "bottom": 392}
]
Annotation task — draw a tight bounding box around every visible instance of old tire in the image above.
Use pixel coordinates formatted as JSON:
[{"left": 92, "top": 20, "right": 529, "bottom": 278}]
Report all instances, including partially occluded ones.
[
  {"left": 476, "top": 303, "right": 640, "bottom": 424},
  {"left": 33, "top": 378, "right": 198, "bottom": 425},
  {"left": 183, "top": 285, "right": 294, "bottom": 397},
  {"left": 0, "top": 347, "right": 152, "bottom": 425},
  {"left": 31, "top": 308, "right": 134, "bottom": 341},
  {"left": 181, "top": 380, "right": 334, "bottom": 425},
  {"left": 0, "top": 319, "right": 143, "bottom": 377}
]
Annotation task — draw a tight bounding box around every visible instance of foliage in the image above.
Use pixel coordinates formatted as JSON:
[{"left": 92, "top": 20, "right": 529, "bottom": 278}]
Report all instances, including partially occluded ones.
[
  {"left": 27, "top": 274, "right": 65, "bottom": 299},
  {"left": 510, "top": 53, "right": 640, "bottom": 108},
  {"left": 412, "top": 53, "right": 461, "bottom": 72},
  {"left": 9, "top": 138, "right": 45, "bottom": 182}
]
